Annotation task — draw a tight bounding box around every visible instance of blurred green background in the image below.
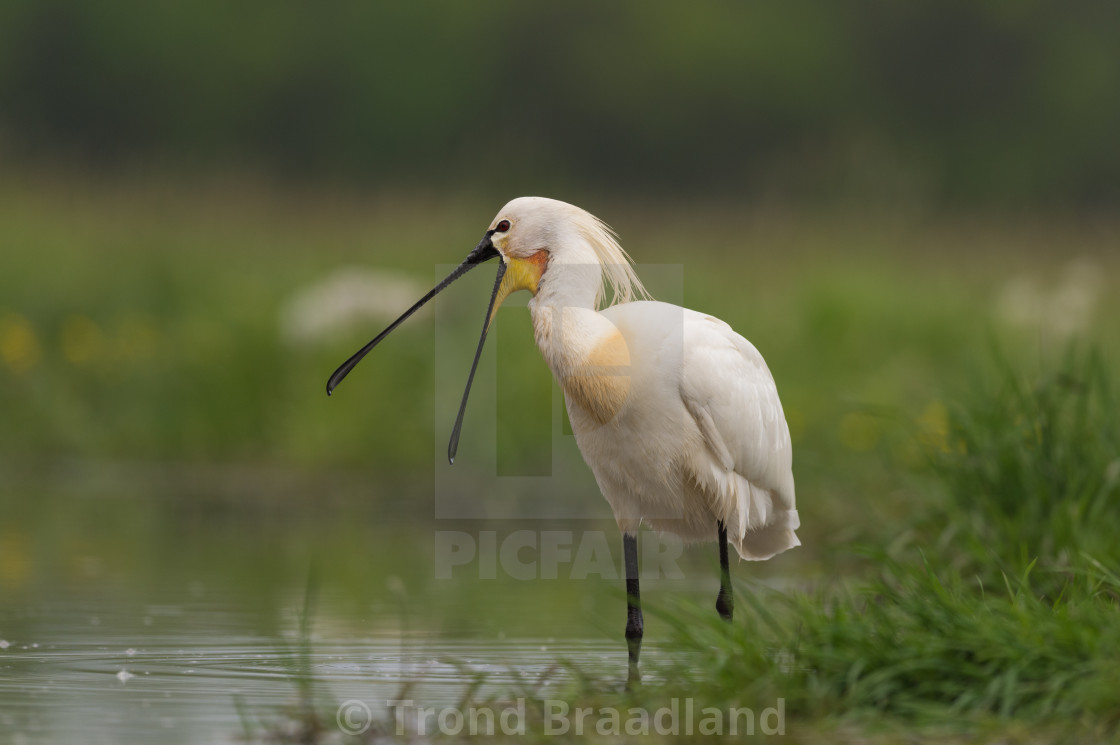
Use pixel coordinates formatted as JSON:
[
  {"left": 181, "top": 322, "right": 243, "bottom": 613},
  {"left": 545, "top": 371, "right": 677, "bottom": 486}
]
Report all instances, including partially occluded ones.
[
  {"left": 1, "top": 4, "right": 1119, "bottom": 735},
  {"left": 2, "top": 0, "right": 1118, "bottom": 559},
  {"left": 2, "top": 1, "right": 1120, "bottom": 205},
  {"left": 2, "top": 0, "right": 1119, "bottom": 595}
]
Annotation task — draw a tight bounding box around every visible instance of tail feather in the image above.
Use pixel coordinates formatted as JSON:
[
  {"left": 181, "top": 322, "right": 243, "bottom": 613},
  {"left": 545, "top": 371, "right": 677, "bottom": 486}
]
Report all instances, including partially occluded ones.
[{"left": 730, "top": 475, "right": 798, "bottom": 561}]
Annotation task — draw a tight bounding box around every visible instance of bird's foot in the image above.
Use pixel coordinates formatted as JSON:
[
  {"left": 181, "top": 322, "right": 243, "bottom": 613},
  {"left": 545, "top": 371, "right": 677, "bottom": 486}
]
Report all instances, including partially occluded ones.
[
  {"left": 625, "top": 664, "right": 642, "bottom": 691},
  {"left": 716, "top": 589, "right": 733, "bottom": 623}
]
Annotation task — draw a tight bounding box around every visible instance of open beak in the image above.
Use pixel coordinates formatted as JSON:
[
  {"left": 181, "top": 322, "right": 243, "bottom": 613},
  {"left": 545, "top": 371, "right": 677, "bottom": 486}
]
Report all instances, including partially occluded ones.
[
  {"left": 446, "top": 258, "right": 508, "bottom": 464},
  {"left": 326, "top": 230, "right": 543, "bottom": 465},
  {"left": 449, "top": 251, "right": 549, "bottom": 462},
  {"left": 325, "top": 230, "right": 500, "bottom": 396}
]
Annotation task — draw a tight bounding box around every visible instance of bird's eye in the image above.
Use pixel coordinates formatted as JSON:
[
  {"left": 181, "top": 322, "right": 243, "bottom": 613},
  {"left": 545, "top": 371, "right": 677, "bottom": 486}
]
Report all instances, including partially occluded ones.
[{"left": 495, "top": 219, "right": 511, "bottom": 233}]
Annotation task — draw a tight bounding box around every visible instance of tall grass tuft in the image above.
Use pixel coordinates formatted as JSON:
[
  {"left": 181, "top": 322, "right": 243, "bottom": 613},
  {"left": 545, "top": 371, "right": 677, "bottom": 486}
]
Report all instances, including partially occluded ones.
[
  {"left": 651, "top": 554, "right": 1120, "bottom": 737},
  {"left": 926, "top": 347, "right": 1120, "bottom": 590}
]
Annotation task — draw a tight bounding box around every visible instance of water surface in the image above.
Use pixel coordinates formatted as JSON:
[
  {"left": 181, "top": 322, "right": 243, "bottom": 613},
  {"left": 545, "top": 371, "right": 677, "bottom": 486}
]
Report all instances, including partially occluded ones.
[{"left": 0, "top": 486, "right": 732, "bottom": 743}]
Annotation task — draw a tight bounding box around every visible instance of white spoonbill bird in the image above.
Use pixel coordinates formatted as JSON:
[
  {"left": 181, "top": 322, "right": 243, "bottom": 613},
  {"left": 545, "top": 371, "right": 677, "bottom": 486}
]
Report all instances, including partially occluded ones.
[{"left": 327, "top": 197, "right": 799, "bottom": 682}]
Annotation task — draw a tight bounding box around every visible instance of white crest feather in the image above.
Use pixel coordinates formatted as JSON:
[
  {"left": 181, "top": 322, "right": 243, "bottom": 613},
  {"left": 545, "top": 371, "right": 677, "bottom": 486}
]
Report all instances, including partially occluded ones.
[{"left": 572, "top": 211, "right": 651, "bottom": 309}]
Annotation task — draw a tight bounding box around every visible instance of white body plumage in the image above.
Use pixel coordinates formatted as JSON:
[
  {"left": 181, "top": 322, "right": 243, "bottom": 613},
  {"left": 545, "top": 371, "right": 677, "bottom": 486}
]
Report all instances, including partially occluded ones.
[
  {"left": 518, "top": 208, "right": 799, "bottom": 559},
  {"left": 548, "top": 301, "right": 799, "bottom": 559}
]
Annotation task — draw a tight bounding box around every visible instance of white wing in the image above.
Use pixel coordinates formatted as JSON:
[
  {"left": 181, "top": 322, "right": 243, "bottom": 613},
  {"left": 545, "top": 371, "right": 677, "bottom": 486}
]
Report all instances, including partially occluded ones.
[{"left": 679, "top": 312, "right": 797, "bottom": 556}]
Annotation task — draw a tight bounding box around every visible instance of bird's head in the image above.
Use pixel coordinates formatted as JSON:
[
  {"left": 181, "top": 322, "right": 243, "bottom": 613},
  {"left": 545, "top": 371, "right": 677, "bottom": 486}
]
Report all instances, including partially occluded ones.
[
  {"left": 480, "top": 196, "right": 560, "bottom": 321},
  {"left": 485, "top": 196, "right": 646, "bottom": 316}
]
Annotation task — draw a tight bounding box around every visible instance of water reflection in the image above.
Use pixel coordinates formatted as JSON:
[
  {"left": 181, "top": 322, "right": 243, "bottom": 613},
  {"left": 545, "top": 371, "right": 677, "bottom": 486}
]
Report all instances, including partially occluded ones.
[{"left": 1, "top": 595, "right": 633, "bottom": 744}]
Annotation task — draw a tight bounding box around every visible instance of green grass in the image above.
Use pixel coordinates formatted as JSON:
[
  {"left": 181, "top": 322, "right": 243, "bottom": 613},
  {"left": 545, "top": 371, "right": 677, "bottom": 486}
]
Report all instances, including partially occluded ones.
[
  {"left": 658, "top": 556, "right": 1120, "bottom": 722},
  {"left": 927, "top": 348, "right": 1120, "bottom": 589}
]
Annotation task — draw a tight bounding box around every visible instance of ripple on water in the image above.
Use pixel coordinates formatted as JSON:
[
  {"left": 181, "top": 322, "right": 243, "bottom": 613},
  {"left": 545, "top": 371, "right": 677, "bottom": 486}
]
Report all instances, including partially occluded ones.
[{"left": 0, "top": 602, "right": 630, "bottom": 745}]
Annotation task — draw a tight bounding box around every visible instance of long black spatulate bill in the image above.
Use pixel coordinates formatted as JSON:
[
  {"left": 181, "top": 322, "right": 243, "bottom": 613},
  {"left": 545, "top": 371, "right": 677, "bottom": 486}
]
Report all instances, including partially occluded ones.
[
  {"left": 448, "top": 259, "right": 507, "bottom": 464},
  {"left": 325, "top": 232, "right": 499, "bottom": 396}
]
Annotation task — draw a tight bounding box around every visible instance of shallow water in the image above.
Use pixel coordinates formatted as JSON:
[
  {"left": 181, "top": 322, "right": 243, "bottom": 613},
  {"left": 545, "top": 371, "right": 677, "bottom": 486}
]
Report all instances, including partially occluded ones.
[
  {"left": 0, "top": 484, "right": 743, "bottom": 744},
  {"left": 0, "top": 594, "right": 639, "bottom": 744}
]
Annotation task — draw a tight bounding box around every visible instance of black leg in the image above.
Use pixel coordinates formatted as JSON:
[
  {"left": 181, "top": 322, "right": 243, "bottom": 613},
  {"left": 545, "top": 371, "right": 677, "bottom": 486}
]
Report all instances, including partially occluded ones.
[
  {"left": 623, "top": 532, "right": 643, "bottom": 688},
  {"left": 716, "top": 520, "right": 733, "bottom": 622}
]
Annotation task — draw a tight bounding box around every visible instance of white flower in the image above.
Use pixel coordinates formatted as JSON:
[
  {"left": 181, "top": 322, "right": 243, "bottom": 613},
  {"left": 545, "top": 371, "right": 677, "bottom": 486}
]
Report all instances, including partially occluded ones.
[
  {"left": 280, "top": 268, "right": 428, "bottom": 346},
  {"left": 994, "top": 257, "right": 1104, "bottom": 341}
]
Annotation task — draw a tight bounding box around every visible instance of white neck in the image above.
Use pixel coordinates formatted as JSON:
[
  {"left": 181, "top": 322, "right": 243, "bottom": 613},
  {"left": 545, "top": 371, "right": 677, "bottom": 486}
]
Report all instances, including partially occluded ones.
[
  {"left": 527, "top": 239, "right": 608, "bottom": 378},
  {"left": 531, "top": 237, "right": 601, "bottom": 311}
]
